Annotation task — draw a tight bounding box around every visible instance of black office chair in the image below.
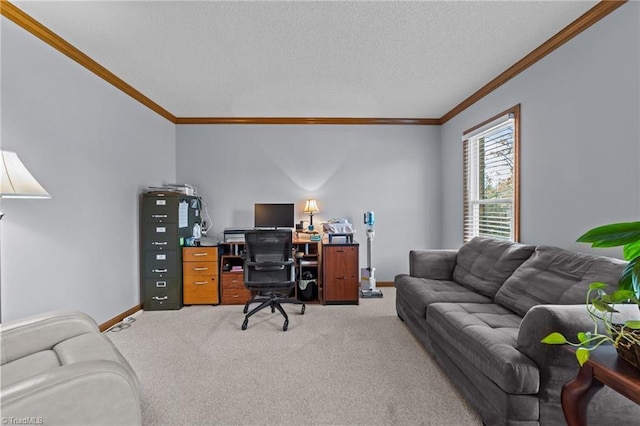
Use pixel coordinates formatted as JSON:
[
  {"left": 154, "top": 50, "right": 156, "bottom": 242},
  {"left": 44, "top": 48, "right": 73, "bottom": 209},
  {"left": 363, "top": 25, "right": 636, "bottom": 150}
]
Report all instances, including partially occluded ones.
[{"left": 241, "top": 229, "right": 305, "bottom": 331}]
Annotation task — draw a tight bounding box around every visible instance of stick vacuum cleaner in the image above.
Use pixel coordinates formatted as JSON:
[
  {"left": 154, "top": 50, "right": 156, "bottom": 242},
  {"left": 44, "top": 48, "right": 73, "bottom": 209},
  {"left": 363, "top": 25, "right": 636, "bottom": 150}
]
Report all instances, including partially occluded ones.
[{"left": 360, "top": 211, "right": 383, "bottom": 298}]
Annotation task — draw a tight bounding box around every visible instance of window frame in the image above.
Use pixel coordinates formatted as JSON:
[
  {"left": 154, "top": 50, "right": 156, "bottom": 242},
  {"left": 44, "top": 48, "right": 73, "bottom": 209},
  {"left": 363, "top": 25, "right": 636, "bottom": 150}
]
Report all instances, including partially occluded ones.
[{"left": 462, "top": 104, "right": 520, "bottom": 243}]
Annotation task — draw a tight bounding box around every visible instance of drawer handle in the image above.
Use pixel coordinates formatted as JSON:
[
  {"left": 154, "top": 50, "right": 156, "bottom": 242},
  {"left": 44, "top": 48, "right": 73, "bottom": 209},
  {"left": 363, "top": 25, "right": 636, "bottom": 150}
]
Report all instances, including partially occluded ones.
[
  {"left": 232, "top": 280, "right": 238, "bottom": 283},
  {"left": 152, "top": 214, "right": 168, "bottom": 218},
  {"left": 192, "top": 253, "right": 209, "bottom": 257},
  {"left": 193, "top": 267, "right": 209, "bottom": 271},
  {"left": 336, "top": 250, "right": 345, "bottom": 253},
  {"left": 152, "top": 296, "right": 168, "bottom": 301},
  {"left": 194, "top": 281, "right": 208, "bottom": 285},
  {"left": 337, "top": 277, "right": 346, "bottom": 280},
  {"left": 152, "top": 269, "right": 168, "bottom": 273},
  {"left": 152, "top": 241, "right": 167, "bottom": 246},
  {"left": 232, "top": 294, "right": 239, "bottom": 298}
]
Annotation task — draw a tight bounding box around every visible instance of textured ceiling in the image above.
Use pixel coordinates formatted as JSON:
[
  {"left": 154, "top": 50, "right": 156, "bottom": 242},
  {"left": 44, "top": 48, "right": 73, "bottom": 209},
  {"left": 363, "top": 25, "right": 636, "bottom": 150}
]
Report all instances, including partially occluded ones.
[{"left": 11, "top": 0, "right": 598, "bottom": 118}]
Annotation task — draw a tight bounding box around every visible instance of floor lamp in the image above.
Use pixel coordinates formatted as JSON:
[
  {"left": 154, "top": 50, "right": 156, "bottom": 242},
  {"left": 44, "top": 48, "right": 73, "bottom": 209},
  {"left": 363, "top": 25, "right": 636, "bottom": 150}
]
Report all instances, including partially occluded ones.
[{"left": 0, "top": 150, "right": 50, "bottom": 219}]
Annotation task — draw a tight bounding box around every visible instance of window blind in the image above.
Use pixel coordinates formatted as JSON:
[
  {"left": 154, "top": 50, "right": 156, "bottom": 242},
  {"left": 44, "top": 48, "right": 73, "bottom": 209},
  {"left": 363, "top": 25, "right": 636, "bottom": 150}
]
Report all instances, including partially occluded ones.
[{"left": 463, "top": 114, "right": 516, "bottom": 242}]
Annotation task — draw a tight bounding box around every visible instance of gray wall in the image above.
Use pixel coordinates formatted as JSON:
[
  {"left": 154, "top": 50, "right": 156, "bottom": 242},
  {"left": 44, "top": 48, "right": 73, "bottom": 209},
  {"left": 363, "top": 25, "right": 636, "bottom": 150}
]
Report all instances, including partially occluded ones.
[
  {"left": 2, "top": 1, "right": 637, "bottom": 323},
  {"left": 176, "top": 124, "right": 441, "bottom": 281},
  {"left": 0, "top": 18, "right": 176, "bottom": 323},
  {"left": 440, "top": 1, "right": 640, "bottom": 256}
]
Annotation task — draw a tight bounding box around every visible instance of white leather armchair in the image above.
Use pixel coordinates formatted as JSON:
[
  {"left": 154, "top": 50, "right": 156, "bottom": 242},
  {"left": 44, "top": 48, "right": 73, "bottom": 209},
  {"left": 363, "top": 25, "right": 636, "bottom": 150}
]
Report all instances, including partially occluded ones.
[{"left": 0, "top": 311, "right": 141, "bottom": 425}]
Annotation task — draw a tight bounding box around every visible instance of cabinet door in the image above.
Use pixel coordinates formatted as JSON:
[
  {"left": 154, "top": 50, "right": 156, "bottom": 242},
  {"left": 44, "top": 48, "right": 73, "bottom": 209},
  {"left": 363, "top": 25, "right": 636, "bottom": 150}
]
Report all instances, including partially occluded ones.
[{"left": 324, "top": 246, "right": 359, "bottom": 303}]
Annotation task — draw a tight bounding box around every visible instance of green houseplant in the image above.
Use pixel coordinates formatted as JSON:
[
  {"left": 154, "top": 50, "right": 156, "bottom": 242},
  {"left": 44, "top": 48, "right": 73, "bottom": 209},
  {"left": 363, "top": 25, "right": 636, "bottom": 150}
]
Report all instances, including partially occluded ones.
[{"left": 542, "top": 221, "right": 640, "bottom": 367}]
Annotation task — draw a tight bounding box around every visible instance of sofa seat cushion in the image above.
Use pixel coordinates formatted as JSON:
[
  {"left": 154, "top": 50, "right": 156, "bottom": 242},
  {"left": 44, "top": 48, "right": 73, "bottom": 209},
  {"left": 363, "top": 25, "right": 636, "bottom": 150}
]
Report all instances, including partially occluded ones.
[
  {"left": 452, "top": 237, "right": 535, "bottom": 298},
  {"left": 395, "top": 274, "right": 491, "bottom": 320},
  {"left": 1, "top": 350, "right": 61, "bottom": 387},
  {"left": 494, "top": 246, "right": 627, "bottom": 317},
  {"left": 427, "top": 302, "right": 539, "bottom": 394}
]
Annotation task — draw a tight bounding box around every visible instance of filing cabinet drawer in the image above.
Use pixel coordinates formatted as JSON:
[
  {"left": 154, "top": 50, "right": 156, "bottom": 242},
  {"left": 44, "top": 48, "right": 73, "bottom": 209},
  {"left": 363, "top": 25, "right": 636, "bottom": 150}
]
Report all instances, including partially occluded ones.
[
  {"left": 183, "top": 261, "right": 219, "bottom": 276},
  {"left": 183, "top": 247, "right": 218, "bottom": 262},
  {"left": 183, "top": 275, "right": 218, "bottom": 304},
  {"left": 142, "top": 194, "right": 178, "bottom": 223},
  {"left": 144, "top": 251, "right": 179, "bottom": 278},
  {"left": 143, "top": 279, "right": 181, "bottom": 310},
  {"left": 142, "top": 224, "right": 179, "bottom": 250},
  {"left": 222, "top": 287, "right": 250, "bottom": 305}
]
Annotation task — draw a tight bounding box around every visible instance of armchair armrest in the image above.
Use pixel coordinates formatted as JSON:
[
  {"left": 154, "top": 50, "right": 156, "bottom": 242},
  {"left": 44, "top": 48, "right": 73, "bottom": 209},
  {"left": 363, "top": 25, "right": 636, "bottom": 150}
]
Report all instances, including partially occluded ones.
[
  {"left": 409, "top": 249, "right": 458, "bottom": 280},
  {"left": 1, "top": 311, "right": 99, "bottom": 365},
  {"left": 1, "top": 360, "right": 141, "bottom": 425}
]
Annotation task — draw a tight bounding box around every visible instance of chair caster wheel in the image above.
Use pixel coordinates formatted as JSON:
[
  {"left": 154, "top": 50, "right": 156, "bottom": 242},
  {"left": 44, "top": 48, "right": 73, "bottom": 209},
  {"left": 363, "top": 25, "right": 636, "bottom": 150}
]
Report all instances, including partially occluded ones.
[
  {"left": 301, "top": 305, "right": 306, "bottom": 315},
  {"left": 271, "top": 306, "right": 276, "bottom": 313},
  {"left": 283, "top": 320, "right": 288, "bottom": 331},
  {"left": 242, "top": 319, "right": 248, "bottom": 330},
  {"left": 243, "top": 305, "right": 248, "bottom": 314}
]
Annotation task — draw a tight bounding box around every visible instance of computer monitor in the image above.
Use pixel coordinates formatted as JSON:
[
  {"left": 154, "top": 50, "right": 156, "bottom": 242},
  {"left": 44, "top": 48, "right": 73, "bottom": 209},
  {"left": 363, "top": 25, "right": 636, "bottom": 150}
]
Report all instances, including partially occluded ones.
[{"left": 254, "top": 203, "right": 295, "bottom": 229}]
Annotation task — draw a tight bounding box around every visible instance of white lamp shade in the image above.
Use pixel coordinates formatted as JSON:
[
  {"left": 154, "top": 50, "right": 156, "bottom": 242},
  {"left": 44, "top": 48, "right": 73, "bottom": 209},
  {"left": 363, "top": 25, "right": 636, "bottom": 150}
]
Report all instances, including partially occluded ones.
[
  {"left": 303, "top": 199, "right": 319, "bottom": 213},
  {"left": 0, "top": 150, "right": 50, "bottom": 198}
]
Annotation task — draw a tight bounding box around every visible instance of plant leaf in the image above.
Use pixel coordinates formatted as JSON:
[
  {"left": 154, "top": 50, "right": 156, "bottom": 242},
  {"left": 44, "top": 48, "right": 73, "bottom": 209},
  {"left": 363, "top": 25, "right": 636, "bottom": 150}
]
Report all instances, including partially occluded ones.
[
  {"left": 619, "top": 262, "right": 634, "bottom": 292},
  {"left": 577, "top": 332, "right": 588, "bottom": 343},
  {"left": 576, "top": 348, "right": 590, "bottom": 366},
  {"left": 623, "top": 241, "right": 640, "bottom": 261},
  {"left": 624, "top": 320, "right": 640, "bottom": 330},
  {"left": 577, "top": 222, "right": 640, "bottom": 247},
  {"left": 541, "top": 332, "right": 567, "bottom": 344},
  {"left": 589, "top": 282, "right": 609, "bottom": 290},
  {"left": 591, "top": 299, "right": 618, "bottom": 313},
  {"left": 610, "top": 289, "right": 635, "bottom": 303}
]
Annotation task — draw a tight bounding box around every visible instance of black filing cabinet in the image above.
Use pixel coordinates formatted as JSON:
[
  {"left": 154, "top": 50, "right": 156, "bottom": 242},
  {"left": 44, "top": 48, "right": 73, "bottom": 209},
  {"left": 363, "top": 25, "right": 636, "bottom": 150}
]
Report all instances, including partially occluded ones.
[{"left": 141, "top": 191, "right": 199, "bottom": 310}]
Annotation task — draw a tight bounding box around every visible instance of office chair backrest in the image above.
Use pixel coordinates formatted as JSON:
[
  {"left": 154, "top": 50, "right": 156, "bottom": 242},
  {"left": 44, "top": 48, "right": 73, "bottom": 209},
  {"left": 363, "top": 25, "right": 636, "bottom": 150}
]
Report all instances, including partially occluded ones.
[
  {"left": 244, "top": 229, "right": 294, "bottom": 284},
  {"left": 244, "top": 229, "right": 293, "bottom": 263}
]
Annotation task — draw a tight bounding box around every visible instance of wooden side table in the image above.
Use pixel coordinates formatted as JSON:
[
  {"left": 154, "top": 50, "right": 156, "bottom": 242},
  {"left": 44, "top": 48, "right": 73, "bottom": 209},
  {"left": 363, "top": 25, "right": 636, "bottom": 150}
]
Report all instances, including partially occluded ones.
[{"left": 562, "top": 345, "right": 640, "bottom": 426}]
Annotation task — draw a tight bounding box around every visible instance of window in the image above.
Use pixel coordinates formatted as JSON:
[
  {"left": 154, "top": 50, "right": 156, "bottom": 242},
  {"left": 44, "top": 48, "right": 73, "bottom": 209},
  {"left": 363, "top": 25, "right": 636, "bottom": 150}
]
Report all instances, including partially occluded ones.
[{"left": 463, "top": 105, "right": 520, "bottom": 242}]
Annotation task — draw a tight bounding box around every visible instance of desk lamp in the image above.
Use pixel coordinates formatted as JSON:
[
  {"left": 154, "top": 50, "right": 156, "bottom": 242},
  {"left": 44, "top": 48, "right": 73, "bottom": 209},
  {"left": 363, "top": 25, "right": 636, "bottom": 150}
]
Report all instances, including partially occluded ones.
[
  {"left": 0, "top": 150, "right": 50, "bottom": 219},
  {"left": 303, "top": 199, "right": 319, "bottom": 231}
]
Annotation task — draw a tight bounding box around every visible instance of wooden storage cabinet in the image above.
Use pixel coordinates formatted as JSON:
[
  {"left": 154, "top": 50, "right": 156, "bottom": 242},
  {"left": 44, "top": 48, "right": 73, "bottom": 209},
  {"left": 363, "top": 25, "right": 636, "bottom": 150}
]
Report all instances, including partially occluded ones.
[
  {"left": 323, "top": 243, "right": 359, "bottom": 305},
  {"left": 183, "top": 247, "right": 219, "bottom": 305},
  {"left": 221, "top": 271, "right": 249, "bottom": 305}
]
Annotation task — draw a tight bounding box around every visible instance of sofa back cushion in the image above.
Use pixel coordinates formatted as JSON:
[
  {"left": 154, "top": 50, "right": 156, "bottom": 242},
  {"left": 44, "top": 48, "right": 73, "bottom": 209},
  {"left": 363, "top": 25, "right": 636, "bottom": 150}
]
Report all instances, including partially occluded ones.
[
  {"left": 452, "top": 237, "right": 535, "bottom": 298},
  {"left": 494, "top": 246, "right": 626, "bottom": 317}
]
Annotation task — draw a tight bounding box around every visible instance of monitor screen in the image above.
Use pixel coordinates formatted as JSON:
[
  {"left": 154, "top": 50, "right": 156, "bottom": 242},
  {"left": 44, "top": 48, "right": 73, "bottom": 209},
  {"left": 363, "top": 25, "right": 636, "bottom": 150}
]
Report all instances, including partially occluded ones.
[{"left": 254, "top": 203, "right": 295, "bottom": 228}]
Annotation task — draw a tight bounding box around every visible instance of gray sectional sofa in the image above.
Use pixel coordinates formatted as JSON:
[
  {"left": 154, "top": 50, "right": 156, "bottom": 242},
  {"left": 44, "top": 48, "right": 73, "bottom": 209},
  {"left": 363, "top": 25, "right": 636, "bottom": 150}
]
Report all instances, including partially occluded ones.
[{"left": 395, "top": 237, "right": 640, "bottom": 425}]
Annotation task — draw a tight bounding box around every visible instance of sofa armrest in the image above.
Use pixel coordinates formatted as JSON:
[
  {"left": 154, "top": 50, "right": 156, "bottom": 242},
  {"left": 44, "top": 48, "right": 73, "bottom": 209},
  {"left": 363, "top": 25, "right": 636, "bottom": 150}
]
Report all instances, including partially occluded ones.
[
  {"left": 1, "top": 311, "right": 99, "bottom": 365},
  {"left": 409, "top": 249, "right": 458, "bottom": 280},
  {"left": 1, "top": 360, "right": 141, "bottom": 425},
  {"left": 516, "top": 304, "right": 640, "bottom": 421}
]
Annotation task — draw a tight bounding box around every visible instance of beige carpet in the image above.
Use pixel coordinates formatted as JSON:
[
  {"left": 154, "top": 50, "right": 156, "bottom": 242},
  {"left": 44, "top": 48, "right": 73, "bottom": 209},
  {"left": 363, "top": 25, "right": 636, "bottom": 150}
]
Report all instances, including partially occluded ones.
[{"left": 108, "top": 288, "right": 481, "bottom": 425}]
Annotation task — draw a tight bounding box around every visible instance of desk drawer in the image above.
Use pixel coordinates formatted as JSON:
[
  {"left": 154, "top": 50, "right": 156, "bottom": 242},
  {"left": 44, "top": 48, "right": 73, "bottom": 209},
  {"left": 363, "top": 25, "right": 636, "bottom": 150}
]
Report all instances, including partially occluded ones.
[
  {"left": 222, "top": 272, "right": 244, "bottom": 289},
  {"left": 222, "top": 288, "right": 250, "bottom": 305},
  {"left": 183, "top": 261, "right": 218, "bottom": 276},
  {"left": 183, "top": 276, "right": 218, "bottom": 304},
  {"left": 183, "top": 247, "right": 218, "bottom": 262}
]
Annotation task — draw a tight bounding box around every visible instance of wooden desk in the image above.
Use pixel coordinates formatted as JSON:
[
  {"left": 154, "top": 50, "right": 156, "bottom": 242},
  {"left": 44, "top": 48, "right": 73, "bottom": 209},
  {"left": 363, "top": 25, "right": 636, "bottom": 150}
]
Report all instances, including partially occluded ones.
[{"left": 562, "top": 345, "right": 640, "bottom": 426}]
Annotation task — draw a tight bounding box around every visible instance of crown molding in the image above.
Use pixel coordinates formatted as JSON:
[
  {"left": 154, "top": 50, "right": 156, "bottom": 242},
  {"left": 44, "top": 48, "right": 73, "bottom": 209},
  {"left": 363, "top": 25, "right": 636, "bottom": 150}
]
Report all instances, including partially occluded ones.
[
  {"left": 175, "top": 117, "right": 439, "bottom": 125},
  {"left": 440, "top": 0, "right": 627, "bottom": 124},
  {"left": 2, "top": 0, "right": 626, "bottom": 126},
  {"left": 0, "top": 0, "right": 176, "bottom": 123}
]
